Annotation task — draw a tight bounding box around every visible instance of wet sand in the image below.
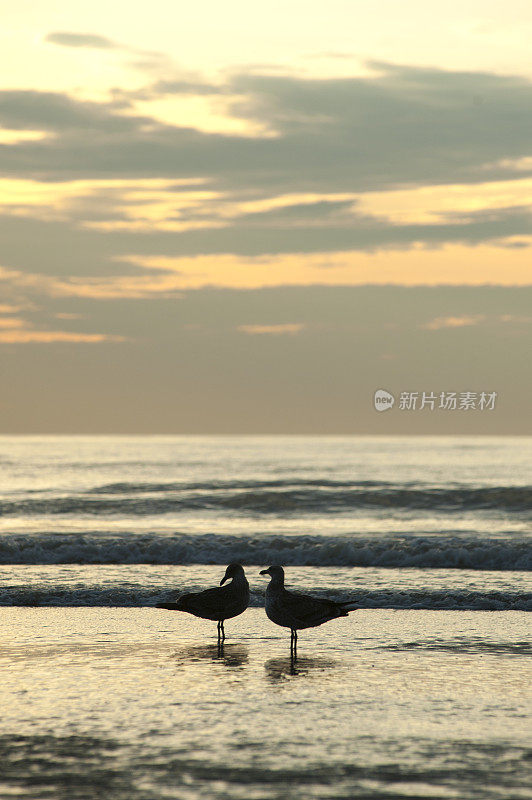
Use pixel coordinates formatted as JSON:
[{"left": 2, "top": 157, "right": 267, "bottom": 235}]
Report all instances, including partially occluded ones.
[{"left": 0, "top": 607, "right": 530, "bottom": 799}]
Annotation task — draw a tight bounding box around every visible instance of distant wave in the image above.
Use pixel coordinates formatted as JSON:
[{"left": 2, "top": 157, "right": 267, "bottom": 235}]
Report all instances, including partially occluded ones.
[
  {"left": 1, "top": 481, "right": 531, "bottom": 515},
  {"left": 0, "top": 585, "right": 529, "bottom": 611},
  {"left": 1, "top": 533, "right": 529, "bottom": 570}
]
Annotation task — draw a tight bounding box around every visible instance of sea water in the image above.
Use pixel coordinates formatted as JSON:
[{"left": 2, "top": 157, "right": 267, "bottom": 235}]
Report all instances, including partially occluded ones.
[{"left": 0, "top": 436, "right": 530, "bottom": 798}]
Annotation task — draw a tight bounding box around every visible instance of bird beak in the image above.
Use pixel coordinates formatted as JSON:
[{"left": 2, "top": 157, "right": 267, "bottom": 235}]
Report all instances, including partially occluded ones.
[
  {"left": 259, "top": 568, "right": 269, "bottom": 576},
  {"left": 220, "top": 575, "right": 228, "bottom": 586}
]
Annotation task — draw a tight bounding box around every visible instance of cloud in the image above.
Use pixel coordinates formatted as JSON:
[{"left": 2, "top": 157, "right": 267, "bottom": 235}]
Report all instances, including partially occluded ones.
[
  {"left": 0, "top": 329, "right": 125, "bottom": 343},
  {"left": 237, "top": 323, "right": 305, "bottom": 335},
  {"left": 0, "top": 276, "right": 129, "bottom": 341},
  {"left": 0, "top": 213, "right": 147, "bottom": 277},
  {"left": 234, "top": 199, "right": 360, "bottom": 225},
  {"left": 0, "top": 316, "right": 25, "bottom": 328},
  {"left": 0, "top": 62, "right": 530, "bottom": 293},
  {"left": 0, "top": 284, "right": 528, "bottom": 433},
  {"left": 499, "top": 314, "right": 532, "bottom": 324},
  {"left": 422, "top": 315, "right": 485, "bottom": 330},
  {"left": 0, "top": 310, "right": 126, "bottom": 343},
  {"left": 1, "top": 198, "right": 530, "bottom": 288},
  {"left": 97, "top": 202, "right": 531, "bottom": 255},
  {"left": 1, "top": 214, "right": 531, "bottom": 296},
  {"left": 437, "top": 205, "right": 532, "bottom": 225},
  {"left": 44, "top": 31, "right": 175, "bottom": 77},
  {"left": 0, "top": 130, "right": 49, "bottom": 144},
  {"left": 1, "top": 62, "right": 532, "bottom": 193},
  {"left": 45, "top": 32, "right": 119, "bottom": 49},
  {"left": 0, "top": 90, "right": 161, "bottom": 132},
  {"left": 421, "top": 312, "right": 532, "bottom": 330},
  {"left": 122, "top": 80, "right": 225, "bottom": 101}
]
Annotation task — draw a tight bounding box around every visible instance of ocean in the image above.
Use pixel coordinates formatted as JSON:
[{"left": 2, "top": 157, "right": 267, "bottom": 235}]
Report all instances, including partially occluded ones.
[{"left": 0, "top": 435, "right": 530, "bottom": 799}]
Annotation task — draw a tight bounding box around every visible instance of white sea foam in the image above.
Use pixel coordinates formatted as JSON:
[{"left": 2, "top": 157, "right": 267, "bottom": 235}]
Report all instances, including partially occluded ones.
[
  {"left": 0, "top": 532, "right": 529, "bottom": 570},
  {"left": 0, "top": 584, "right": 529, "bottom": 610}
]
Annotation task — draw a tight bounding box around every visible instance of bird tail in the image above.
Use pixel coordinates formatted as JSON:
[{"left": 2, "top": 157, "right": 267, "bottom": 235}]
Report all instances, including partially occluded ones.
[
  {"left": 340, "top": 601, "right": 358, "bottom": 612},
  {"left": 155, "top": 602, "right": 184, "bottom": 610}
]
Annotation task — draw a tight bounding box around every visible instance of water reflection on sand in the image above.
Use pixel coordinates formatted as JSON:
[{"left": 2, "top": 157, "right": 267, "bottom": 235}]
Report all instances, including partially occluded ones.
[
  {"left": 264, "top": 655, "right": 337, "bottom": 681},
  {"left": 171, "top": 642, "right": 249, "bottom": 668}
]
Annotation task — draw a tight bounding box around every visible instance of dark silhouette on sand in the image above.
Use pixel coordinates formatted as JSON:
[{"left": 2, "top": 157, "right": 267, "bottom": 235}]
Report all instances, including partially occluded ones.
[
  {"left": 260, "top": 565, "right": 356, "bottom": 661},
  {"left": 156, "top": 563, "right": 249, "bottom": 648}
]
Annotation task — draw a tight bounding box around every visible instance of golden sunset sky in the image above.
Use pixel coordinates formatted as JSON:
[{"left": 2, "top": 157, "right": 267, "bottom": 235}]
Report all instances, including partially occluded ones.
[{"left": 1, "top": 0, "right": 531, "bottom": 432}]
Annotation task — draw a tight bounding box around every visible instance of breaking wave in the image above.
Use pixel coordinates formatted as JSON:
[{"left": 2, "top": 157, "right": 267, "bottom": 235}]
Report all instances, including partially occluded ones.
[
  {"left": 0, "top": 585, "right": 529, "bottom": 610},
  {"left": 0, "top": 532, "right": 529, "bottom": 570}
]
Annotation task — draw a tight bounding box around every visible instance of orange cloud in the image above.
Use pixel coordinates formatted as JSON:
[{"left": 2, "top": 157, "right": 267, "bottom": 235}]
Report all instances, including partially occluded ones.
[
  {"left": 2, "top": 239, "right": 531, "bottom": 304},
  {"left": 422, "top": 313, "right": 532, "bottom": 330},
  {"left": 237, "top": 323, "right": 305, "bottom": 335},
  {"left": 0, "top": 308, "right": 126, "bottom": 343},
  {"left": 0, "top": 330, "right": 126, "bottom": 343},
  {"left": 0, "top": 317, "right": 26, "bottom": 328},
  {"left": 123, "top": 242, "right": 532, "bottom": 290},
  {"left": 422, "top": 315, "right": 485, "bottom": 330},
  {"left": 357, "top": 177, "right": 532, "bottom": 224},
  {"left": 0, "top": 130, "right": 49, "bottom": 145}
]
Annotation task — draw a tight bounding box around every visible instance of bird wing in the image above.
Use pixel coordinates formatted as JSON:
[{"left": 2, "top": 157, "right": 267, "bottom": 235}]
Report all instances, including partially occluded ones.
[
  {"left": 156, "top": 581, "right": 249, "bottom": 620},
  {"left": 177, "top": 586, "right": 229, "bottom": 616},
  {"left": 278, "top": 589, "right": 347, "bottom": 626}
]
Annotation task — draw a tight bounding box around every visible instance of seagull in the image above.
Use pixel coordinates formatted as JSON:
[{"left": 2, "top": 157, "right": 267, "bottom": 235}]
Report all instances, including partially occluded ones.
[
  {"left": 156, "top": 564, "right": 249, "bottom": 645},
  {"left": 259, "top": 565, "right": 356, "bottom": 659}
]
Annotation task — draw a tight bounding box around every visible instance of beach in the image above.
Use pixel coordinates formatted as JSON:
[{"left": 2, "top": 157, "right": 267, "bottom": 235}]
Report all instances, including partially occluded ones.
[
  {"left": 0, "top": 435, "right": 530, "bottom": 798},
  {"left": 1, "top": 606, "right": 530, "bottom": 799},
  {"left": 3, "top": 1, "right": 532, "bottom": 795}
]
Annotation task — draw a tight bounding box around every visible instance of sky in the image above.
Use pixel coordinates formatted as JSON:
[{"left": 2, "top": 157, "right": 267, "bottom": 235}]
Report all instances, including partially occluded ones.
[{"left": 1, "top": 0, "right": 531, "bottom": 433}]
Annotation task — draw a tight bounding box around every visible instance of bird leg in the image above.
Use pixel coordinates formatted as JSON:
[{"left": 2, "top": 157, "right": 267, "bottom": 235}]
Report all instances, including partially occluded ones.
[
  {"left": 215, "top": 620, "right": 226, "bottom": 657},
  {"left": 290, "top": 628, "right": 298, "bottom": 662},
  {"left": 216, "top": 620, "right": 226, "bottom": 644}
]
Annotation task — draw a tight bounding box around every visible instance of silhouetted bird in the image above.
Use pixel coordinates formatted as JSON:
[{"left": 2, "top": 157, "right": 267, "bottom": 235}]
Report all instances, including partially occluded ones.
[
  {"left": 260, "top": 565, "right": 356, "bottom": 659},
  {"left": 157, "top": 563, "right": 249, "bottom": 643}
]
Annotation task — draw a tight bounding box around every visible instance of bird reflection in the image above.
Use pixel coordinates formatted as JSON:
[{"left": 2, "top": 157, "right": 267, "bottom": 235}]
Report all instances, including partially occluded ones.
[
  {"left": 264, "top": 655, "right": 336, "bottom": 681},
  {"left": 172, "top": 642, "right": 249, "bottom": 668}
]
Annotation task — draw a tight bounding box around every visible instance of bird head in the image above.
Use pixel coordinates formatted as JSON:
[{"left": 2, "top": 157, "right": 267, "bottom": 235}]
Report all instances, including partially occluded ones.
[
  {"left": 259, "top": 565, "right": 285, "bottom": 583},
  {"left": 220, "top": 563, "right": 245, "bottom": 585}
]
